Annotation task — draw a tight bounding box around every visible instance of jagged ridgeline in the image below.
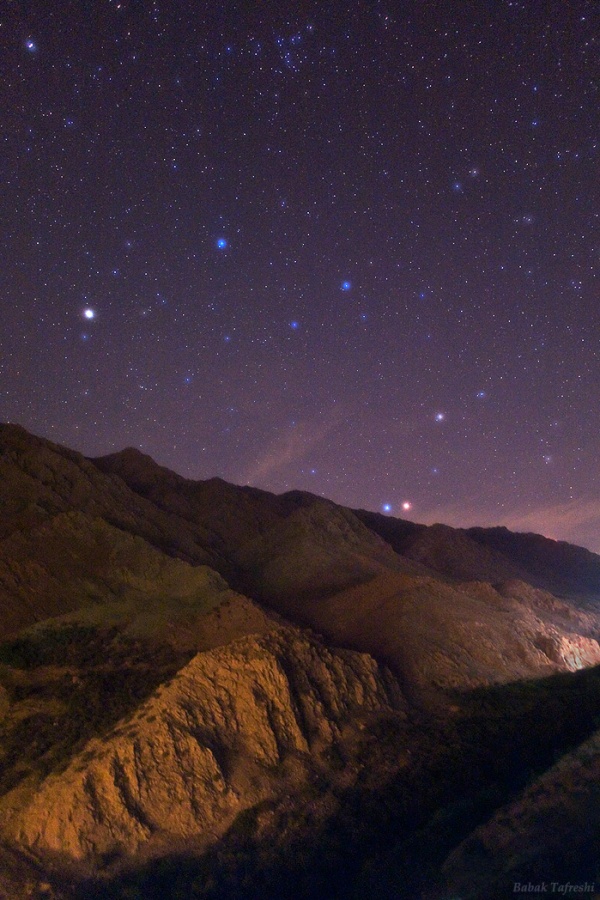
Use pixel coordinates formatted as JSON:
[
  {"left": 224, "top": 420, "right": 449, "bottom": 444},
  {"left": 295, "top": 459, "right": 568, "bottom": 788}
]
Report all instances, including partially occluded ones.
[{"left": 1, "top": 423, "right": 600, "bottom": 899}]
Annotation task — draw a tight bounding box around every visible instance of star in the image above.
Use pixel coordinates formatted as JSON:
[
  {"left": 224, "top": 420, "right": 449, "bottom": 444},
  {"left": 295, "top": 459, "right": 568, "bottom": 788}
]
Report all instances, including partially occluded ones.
[
  {"left": 402, "top": 501, "right": 412, "bottom": 511},
  {"left": 3, "top": 1, "right": 598, "bottom": 557}
]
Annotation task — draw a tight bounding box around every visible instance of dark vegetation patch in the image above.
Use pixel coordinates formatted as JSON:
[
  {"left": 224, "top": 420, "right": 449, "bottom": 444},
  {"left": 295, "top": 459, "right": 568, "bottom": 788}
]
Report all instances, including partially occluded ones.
[
  {"left": 0, "top": 625, "right": 193, "bottom": 793},
  {"left": 0, "top": 624, "right": 179, "bottom": 670}
]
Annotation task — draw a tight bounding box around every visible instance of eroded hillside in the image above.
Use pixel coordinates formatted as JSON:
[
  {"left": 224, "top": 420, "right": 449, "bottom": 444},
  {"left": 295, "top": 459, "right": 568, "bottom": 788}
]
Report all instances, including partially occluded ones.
[{"left": 1, "top": 423, "right": 600, "bottom": 898}]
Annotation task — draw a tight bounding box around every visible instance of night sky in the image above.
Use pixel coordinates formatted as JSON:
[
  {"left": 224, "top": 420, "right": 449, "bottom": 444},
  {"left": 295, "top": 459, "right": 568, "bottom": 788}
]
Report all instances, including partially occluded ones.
[{"left": 2, "top": 2, "right": 600, "bottom": 551}]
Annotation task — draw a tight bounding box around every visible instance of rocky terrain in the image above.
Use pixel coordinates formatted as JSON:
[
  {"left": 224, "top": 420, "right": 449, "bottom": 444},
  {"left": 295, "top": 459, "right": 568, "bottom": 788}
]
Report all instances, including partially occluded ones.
[
  {"left": 1, "top": 422, "right": 600, "bottom": 898},
  {"left": 5, "top": 628, "right": 403, "bottom": 862}
]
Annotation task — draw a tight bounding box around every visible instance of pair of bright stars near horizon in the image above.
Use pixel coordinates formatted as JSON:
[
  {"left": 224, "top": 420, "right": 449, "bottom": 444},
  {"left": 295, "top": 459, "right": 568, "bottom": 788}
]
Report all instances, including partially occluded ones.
[{"left": 384, "top": 502, "right": 413, "bottom": 514}]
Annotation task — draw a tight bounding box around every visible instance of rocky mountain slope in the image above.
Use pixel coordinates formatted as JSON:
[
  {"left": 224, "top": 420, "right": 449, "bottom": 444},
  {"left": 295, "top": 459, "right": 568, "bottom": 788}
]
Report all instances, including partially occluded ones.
[
  {"left": 1, "top": 423, "right": 600, "bottom": 898},
  {"left": 356, "top": 508, "right": 600, "bottom": 598},
  {"left": 4, "top": 627, "right": 404, "bottom": 863}
]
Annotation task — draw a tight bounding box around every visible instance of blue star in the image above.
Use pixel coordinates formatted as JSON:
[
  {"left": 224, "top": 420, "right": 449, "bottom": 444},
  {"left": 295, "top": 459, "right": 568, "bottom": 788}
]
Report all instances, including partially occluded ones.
[
  {"left": 341, "top": 280, "right": 351, "bottom": 291},
  {"left": 290, "top": 320, "right": 299, "bottom": 329},
  {"left": 382, "top": 503, "right": 392, "bottom": 513},
  {"left": 25, "top": 39, "right": 36, "bottom": 52},
  {"left": 216, "top": 237, "right": 228, "bottom": 250}
]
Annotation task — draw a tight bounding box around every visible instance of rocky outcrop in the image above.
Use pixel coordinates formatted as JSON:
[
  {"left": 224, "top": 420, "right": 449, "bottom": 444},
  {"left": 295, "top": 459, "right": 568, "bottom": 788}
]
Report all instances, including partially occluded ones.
[
  {"left": 256, "top": 572, "right": 600, "bottom": 694},
  {"left": 5, "top": 628, "right": 404, "bottom": 861}
]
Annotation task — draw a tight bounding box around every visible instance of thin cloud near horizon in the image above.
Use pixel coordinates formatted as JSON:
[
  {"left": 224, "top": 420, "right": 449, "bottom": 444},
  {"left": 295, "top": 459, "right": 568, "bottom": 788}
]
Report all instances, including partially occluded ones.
[{"left": 241, "top": 408, "right": 347, "bottom": 486}]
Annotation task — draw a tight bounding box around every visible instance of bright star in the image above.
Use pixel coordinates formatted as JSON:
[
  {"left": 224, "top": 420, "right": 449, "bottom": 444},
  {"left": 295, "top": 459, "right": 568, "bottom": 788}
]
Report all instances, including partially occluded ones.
[
  {"left": 216, "top": 238, "right": 228, "bottom": 249},
  {"left": 290, "top": 321, "right": 299, "bottom": 329},
  {"left": 341, "top": 280, "right": 351, "bottom": 291},
  {"left": 382, "top": 503, "right": 392, "bottom": 513},
  {"left": 435, "top": 412, "right": 445, "bottom": 422},
  {"left": 25, "top": 39, "right": 36, "bottom": 52},
  {"left": 83, "top": 308, "right": 95, "bottom": 320},
  {"left": 402, "top": 501, "right": 412, "bottom": 511}
]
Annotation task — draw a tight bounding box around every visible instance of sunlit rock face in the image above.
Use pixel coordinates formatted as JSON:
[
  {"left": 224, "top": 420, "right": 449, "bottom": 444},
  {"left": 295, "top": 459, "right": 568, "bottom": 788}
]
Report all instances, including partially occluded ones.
[
  {"left": 533, "top": 632, "right": 600, "bottom": 671},
  {"left": 6, "top": 628, "right": 404, "bottom": 860}
]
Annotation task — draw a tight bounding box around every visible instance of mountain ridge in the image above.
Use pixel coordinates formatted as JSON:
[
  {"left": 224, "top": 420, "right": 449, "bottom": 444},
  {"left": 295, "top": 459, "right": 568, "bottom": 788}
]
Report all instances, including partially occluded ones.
[{"left": 1, "top": 423, "right": 600, "bottom": 898}]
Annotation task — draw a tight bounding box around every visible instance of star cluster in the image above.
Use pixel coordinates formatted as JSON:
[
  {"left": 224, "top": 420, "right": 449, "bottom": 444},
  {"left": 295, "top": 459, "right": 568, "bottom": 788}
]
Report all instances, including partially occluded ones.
[{"left": 2, "top": 1, "right": 599, "bottom": 550}]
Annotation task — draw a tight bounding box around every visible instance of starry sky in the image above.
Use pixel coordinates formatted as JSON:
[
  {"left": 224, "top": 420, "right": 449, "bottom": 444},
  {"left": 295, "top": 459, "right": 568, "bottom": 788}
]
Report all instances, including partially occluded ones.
[{"left": 2, "top": 1, "right": 600, "bottom": 551}]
